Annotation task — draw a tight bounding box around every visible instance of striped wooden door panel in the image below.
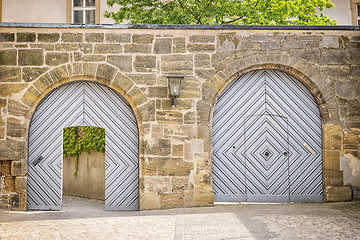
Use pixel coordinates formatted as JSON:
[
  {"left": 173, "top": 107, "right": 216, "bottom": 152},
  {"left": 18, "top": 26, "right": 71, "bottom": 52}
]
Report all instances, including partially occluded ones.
[
  {"left": 27, "top": 82, "right": 139, "bottom": 210},
  {"left": 212, "top": 69, "right": 322, "bottom": 203}
]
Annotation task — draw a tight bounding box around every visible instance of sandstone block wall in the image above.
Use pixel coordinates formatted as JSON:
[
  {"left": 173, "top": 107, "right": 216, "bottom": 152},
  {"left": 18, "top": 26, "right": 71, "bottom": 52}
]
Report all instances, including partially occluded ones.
[{"left": 0, "top": 25, "right": 359, "bottom": 210}]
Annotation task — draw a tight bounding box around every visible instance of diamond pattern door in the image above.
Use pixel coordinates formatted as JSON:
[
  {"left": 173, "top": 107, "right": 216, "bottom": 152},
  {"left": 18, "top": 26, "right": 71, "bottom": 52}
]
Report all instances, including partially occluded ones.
[
  {"left": 213, "top": 69, "right": 322, "bottom": 203},
  {"left": 244, "top": 114, "right": 289, "bottom": 202}
]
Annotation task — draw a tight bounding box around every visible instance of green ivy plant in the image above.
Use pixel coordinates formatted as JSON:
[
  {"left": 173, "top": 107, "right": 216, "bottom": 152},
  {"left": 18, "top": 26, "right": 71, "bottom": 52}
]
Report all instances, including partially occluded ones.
[{"left": 63, "top": 126, "right": 105, "bottom": 175}]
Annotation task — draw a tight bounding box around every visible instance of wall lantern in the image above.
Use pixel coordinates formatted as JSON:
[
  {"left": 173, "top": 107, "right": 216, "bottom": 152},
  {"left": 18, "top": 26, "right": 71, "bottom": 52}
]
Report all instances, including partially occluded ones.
[{"left": 168, "top": 76, "right": 184, "bottom": 107}]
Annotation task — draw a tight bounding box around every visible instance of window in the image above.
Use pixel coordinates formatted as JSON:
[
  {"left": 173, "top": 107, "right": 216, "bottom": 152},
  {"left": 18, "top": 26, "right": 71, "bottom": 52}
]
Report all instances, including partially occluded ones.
[
  {"left": 67, "top": 0, "right": 99, "bottom": 24},
  {"left": 351, "top": 0, "right": 360, "bottom": 25}
]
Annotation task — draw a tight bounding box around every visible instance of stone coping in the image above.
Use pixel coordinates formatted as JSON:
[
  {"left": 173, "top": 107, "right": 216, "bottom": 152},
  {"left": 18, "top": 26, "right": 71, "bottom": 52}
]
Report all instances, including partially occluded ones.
[{"left": 0, "top": 22, "right": 359, "bottom": 30}]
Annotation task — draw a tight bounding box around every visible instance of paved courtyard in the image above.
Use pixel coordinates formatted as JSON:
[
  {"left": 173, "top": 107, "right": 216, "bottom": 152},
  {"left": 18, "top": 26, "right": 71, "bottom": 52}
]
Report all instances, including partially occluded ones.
[{"left": 0, "top": 196, "right": 359, "bottom": 240}]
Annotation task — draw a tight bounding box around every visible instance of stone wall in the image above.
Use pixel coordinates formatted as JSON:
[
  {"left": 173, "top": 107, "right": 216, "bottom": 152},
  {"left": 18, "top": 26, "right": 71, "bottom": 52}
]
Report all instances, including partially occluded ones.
[{"left": 0, "top": 25, "right": 359, "bottom": 210}]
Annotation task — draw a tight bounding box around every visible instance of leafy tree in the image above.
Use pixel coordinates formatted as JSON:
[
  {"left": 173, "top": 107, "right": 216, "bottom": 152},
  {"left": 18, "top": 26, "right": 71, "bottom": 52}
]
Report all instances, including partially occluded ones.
[{"left": 104, "top": 0, "right": 336, "bottom": 25}]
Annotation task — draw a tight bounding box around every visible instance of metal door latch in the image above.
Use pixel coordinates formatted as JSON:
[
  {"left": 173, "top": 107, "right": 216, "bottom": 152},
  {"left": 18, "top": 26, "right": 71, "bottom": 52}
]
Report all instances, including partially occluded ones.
[{"left": 32, "top": 156, "right": 43, "bottom": 166}]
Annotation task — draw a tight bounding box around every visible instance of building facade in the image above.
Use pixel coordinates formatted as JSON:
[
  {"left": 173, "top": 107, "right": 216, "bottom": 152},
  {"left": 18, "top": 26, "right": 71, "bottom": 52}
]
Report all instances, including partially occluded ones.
[
  {"left": 1, "top": 0, "right": 360, "bottom": 25},
  {"left": 0, "top": 24, "right": 359, "bottom": 210}
]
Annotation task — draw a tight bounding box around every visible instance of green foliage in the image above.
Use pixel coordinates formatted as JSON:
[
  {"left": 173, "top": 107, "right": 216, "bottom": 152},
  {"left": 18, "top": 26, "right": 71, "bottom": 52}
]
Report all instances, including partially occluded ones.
[
  {"left": 63, "top": 126, "right": 105, "bottom": 175},
  {"left": 104, "top": 0, "right": 336, "bottom": 25}
]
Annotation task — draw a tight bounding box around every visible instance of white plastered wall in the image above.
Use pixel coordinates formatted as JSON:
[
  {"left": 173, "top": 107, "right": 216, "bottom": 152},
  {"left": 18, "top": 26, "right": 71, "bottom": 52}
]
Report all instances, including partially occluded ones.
[
  {"left": 321, "top": 0, "right": 352, "bottom": 25},
  {"left": 2, "top": 0, "right": 66, "bottom": 23}
]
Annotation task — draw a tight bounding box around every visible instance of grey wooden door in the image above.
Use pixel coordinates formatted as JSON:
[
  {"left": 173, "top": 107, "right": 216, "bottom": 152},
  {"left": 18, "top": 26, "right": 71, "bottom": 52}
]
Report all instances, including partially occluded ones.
[
  {"left": 212, "top": 69, "right": 322, "bottom": 202},
  {"left": 27, "top": 82, "right": 139, "bottom": 210}
]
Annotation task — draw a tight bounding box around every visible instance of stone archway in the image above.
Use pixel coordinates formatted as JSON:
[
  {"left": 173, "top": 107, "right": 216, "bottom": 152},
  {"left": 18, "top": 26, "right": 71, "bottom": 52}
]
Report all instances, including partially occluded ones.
[{"left": 206, "top": 53, "right": 351, "bottom": 202}]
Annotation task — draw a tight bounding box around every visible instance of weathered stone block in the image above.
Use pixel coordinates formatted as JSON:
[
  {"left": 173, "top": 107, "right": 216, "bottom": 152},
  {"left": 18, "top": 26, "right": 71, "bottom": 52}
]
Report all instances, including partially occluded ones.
[
  {"left": 124, "top": 44, "right": 152, "bottom": 54},
  {"left": 15, "top": 176, "right": 26, "bottom": 193},
  {"left": 1, "top": 84, "right": 27, "bottom": 98},
  {"left": 190, "top": 35, "right": 215, "bottom": 43},
  {"left": 38, "top": 33, "right": 60, "bottom": 43},
  {"left": 181, "top": 76, "right": 201, "bottom": 98},
  {"left": 46, "top": 52, "right": 69, "bottom": 66},
  {"left": 61, "top": 33, "right": 83, "bottom": 42},
  {"left": 160, "top": 193, "right": 184, "bottom": 209},
  {"left": 321, "top": 49, "right": 345, "bottom": 65},
  {"left": 94, "top": 44, "right": 123, "bottom": 54},
  {"left": 158, "top": 157, "right": 193, "bottom": 176},
  {"left": 143, "top": 176, "right": 172, "bottom": 193},
  {"left": 172, "top": 144, "right": 183, "bottom": 157},
  {"left": 336, "top": 81, "right": 360, "bottom": 100},
  {"left": 197, "top": 100, "right": 211, "bottom": 124},
  {"left": 127, "top": 87, "right": 147, "bottom": 106},
  {"left": 133, "top": 34, "right": 154, "bottom": 44},
  {"left": 194, "top": 54, "right": 211, "bottom": 68},
  {"left": 140, "top": 193, "right": 159, "bottom": 210},
  {"left": 107, "top": 55, "right": 132, "bottom": 72},
  {"left": 173, "top": 37, "right": 186, "bottom": 53},
  {"left": 156, "top": 111, "right": 183, "bottom": 124},
  {"left": 126, "top": 74, "right": 156, "bottom": 85},
  {"left": 164, "top": 125, "right": 193, "bottom": 140},
  {"left": 33, "top": 73, "right": 53, "bottom": 92},
  {"left": 187, "top": 44, "right": 215, "bottom": 52},
  {"left": 0, "top": 50, "right": 17, "bottom": 66},
  {"left": 1, "top": 176, "right": 15, "bottom": 194},
  {"left": 49, "top": 66, "right": 68, "bottom": 83},
  {"left": 217, "top": 34, "right": 241, "bottom": 52},
  {"left": 139, "top": 101, "right": 155, "bottom": 122},
  {"left": 161, "top": 55, "right": 193, "bottom": 74},
  {"left": 241, "top": 41, "right": 261, "bottom": 51},
  {"left": 7, "top": 118, "right": 25, "bottom": 138},
  {"left": 261, "top": 41, "right": 280, "bottom": 50},
  {"left": 105, "top": 33, "right": 131, "bottom": 43},
  {"left": 0, "top": 33, "right": 15, "bottom": 42},
  {"left": 8, "top": 100, "right": 29, "bottom": 117},
  {"left": 148, "top": 86, "right": 167, "bottom": 98},
  {"left": 161, "top": 99, "right": 192, "bottom": 110},
  {"left": 1, "top": 160, "right": 11, "bottom": 176},
  {"left": 195, "top": 185, "right": 214, "bottom": 205},
  {"left": 85, "top": 33, "right": 104, "bottom": 42},
  {"left": 0, "top": 127, "right": 5, "bottom": 139},
  {"left": 0, "top": 67, "right": 21, "bottom": 82},
  {"left": 184, "top": 112, "right": 195, "bottom": 124},
  {"left": 0, "top": 139, "right": 25, "bottom": 160},
  {"left": 154, "top": 39, "right": 172, "bottom": 54},
  {"left": 81, "top": 55, "right": 105, "bottom": 62},
  {"left": 290, "top": 49, "right": 320, "bottom": 63},
  {"left": 66, "top": 63, "right": 83, "bottom": 77},
  {"left": 320, "top": 36, "right": 339, "bottom": 48},
  {"left": 22, "top": 67, "right": 49, "bottom": 82},
  {"left": 323, "top": 124, "right": 343, "bottom": 151},
  {"left": 11, "top": 161, "right": 25, "bottom": 176},
  {"left": 30, "top": 43, "right": 55, "bottom": 51},
  {"left": 17, "top": 33, "right": 36, "bottom": 42},
  {"left": 211, "top": 52, "right": 235, "bottom": 70},
  {"left": 18, "top": 49, "right": 44, "bottom": 66},
  {"left": 325, "top": 186, "right": 352, "bottom": 202},
  {"left": 83, "top": 63, "right": 97, "bottom": 76},
  {"left": 112, "top": 72, "right": 134, "bottom": 92},
  {"left": 96, "top": 64, "right": 117, "bottom": 82},
  {"left": 134, "top": 55, "right": 156, "bottom": 72},
  {"left": 55, "top": 43, "right": 79, "bottom": 51},
  {"left": 344, "top": 47, "right": 360, "bottom": 65},
  {"left": 10, "top": 193, "right": 20, "bottom": 209}
]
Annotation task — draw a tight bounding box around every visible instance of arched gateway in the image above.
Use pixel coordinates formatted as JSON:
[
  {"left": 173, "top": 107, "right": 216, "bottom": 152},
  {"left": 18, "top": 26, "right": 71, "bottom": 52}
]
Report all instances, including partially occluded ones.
[
  {"left": 212, "top": 69, "right": 322, "bottom": 202},
  {"left": 27, "top": 81, "right": 139, "bottom": 210}
]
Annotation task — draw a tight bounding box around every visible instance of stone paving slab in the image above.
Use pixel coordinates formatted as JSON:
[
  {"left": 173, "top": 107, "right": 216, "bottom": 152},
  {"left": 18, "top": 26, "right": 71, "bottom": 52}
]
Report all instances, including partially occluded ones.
[{"left": 0, "top": 196, "right": 359, "bottom": 240}]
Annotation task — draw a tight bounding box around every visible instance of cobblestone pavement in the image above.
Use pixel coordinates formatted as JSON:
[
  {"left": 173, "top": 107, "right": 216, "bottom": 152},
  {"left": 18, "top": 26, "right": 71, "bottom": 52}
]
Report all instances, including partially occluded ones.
[{"left": 0, "top": 196, "right": 359, "bottom": 240}]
